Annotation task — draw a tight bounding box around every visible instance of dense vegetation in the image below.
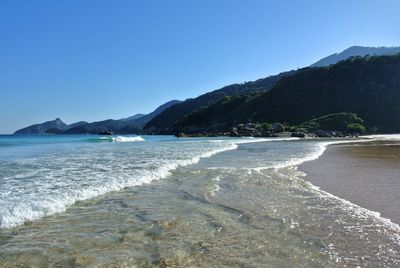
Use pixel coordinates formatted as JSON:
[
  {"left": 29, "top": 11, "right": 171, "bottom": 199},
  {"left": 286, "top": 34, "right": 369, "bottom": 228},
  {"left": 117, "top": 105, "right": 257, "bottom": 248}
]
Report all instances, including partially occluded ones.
[
  {"left": 144, "top": 71, "right": 294, "bottom": 131},
  {"left": 175, "top": 54, "right": 400, "bottom": 133},
  {"left": 63, "top": 119, "right": 137, "bottom": 134},
  {"left": 286, "top": 113, "right": 367, "bottom": 134}
]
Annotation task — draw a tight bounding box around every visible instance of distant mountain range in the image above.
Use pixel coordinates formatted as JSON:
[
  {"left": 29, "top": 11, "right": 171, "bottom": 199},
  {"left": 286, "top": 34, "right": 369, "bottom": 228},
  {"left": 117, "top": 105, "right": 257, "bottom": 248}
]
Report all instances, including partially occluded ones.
[
  {"left": 64, "top": 99, "right": 182, "bottom": 134},
  {"left": 120, "top": 114, "right": 145, "bottom": 122},
  {"left": 14, "top": 46, "right": 400, "bottom": 135},
  {"left": 310, "top": 46, "right": 400, "bottom": 67},
  {"left": 143, "top": 46, "right": 400, "bottom": 133},
  {"left": 14, "top": 118, "right": 87, "bottom": 134},
  {"left": 14, "top": 100, "right": 181, "bottom": 134}
]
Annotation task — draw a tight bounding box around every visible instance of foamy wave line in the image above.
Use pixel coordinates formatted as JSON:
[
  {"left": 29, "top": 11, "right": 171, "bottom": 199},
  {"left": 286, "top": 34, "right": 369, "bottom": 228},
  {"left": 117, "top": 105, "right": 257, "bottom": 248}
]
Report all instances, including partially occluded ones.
[
  {"left": 361, "top": 134, "right": 400, "bottom": 141},
  {"left": 307, "top": 136, "right": 400, "bottom": 241},
  {"left": 0, "top": 140, "right": 240, "bottom": 229},
  {"left": 255, "top": 139, "right": 371, "bottom": 171},
  {"left": 209, "top": 175, "right": 222, "bottom": 197},
  {"left": 287, "top": 134, "right": 400, "bottom": 169},
  {"left": 234, "top": 137, "right": 300, "bottom": 144},
  {"left": 290, "top": 136, "right": 400, "bottom": 241},
  {"left": 277, "top": 140, "right": 362, "bottom": 169},
  {"left": 97, "top": 136, "right": 145, "bottom": 142},
  {"left": 112, "top": 136, "right": 145, "bottom": 142},
  {"left": 1, "top": 137, "right": 355, "bottom": 229},
  {"left": 301, "top": 177, "right": 400, "bottom": 244},
  {"left": 243, "top": 135, "right": 398, "bottom": 172},
  {"left": 209, "top": 137, "right": 299, "bottom": 143}
]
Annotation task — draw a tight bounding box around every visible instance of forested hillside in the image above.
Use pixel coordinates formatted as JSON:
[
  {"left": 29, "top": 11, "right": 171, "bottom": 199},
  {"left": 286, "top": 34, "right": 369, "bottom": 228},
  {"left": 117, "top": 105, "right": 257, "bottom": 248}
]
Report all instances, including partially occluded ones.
[{"left": 175, "top": 54, "right": 400, "bottom": 133}]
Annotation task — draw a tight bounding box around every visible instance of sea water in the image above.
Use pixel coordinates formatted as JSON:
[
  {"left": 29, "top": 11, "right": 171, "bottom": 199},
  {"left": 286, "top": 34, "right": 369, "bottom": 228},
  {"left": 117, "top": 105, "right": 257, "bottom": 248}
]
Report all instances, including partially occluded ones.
[
  {"left": 0, "top": 135, "right": 246, "bottom": 228},
  {"left": 0, "top": 135, "right": 399, "bottom": 267}
]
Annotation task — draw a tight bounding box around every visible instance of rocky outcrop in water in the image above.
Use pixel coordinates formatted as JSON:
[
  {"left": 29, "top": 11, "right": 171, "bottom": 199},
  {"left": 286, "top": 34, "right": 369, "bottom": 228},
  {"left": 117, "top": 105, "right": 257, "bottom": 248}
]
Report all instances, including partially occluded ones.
[
  {"left": 271, "top": 123, "right": 285, "bottom": 133},
  {"left": 98, "top": 130, "right": 113, "bottom": 135}
]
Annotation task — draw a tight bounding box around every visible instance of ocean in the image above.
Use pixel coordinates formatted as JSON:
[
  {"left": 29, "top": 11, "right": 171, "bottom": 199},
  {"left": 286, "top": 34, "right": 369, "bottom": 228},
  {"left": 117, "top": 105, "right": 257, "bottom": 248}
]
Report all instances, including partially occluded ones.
[{"left": 0, "top": 135, "right": 399, "bottom": 267}]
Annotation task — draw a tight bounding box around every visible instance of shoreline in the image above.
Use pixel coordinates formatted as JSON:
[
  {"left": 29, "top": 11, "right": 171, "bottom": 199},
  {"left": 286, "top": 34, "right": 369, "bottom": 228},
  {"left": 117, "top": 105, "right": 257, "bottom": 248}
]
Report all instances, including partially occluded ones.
[{"left": 300, "top": 140, "right": 400, "bottom": 224}]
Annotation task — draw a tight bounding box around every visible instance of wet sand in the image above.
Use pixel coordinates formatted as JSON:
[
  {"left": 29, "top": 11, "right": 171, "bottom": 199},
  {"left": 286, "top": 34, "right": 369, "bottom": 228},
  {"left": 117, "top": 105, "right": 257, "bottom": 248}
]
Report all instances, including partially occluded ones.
[{"left": 301, "top": 141, "right": 400, "bottom": 224}]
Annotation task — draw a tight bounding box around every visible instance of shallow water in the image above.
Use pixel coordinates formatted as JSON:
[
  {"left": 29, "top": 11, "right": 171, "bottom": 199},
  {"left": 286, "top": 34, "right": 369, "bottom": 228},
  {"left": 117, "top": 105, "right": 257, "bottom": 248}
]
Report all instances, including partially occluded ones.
[
  {"left": 0, "top": 135, "right": 248, "bottom": 228},
  {"left": 0, "top": 135, "right": 399, "bottom": 267}
]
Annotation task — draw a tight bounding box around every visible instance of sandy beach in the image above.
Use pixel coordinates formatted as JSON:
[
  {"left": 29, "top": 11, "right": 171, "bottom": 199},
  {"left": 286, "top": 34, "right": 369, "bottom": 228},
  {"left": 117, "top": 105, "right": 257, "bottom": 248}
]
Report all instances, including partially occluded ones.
[{"left": 301, "top": 141, "right": 400, "bottom": 224}]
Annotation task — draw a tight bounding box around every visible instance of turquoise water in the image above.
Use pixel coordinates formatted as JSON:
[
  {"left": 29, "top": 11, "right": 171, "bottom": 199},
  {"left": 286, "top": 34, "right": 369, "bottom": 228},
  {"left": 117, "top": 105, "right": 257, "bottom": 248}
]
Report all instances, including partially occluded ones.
[
  {"left": 0, "top": 135, "right": 399, "bottom": 267},
  {"left": 0, "top": 135, "right": 253, "bottom": 228}
]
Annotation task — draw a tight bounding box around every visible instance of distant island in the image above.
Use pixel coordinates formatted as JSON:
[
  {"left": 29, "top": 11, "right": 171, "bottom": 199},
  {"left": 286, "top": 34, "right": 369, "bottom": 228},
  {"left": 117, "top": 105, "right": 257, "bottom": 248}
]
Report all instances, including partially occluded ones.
[{"left": 14, "top": 46, "right": 400, "bottom": 137}]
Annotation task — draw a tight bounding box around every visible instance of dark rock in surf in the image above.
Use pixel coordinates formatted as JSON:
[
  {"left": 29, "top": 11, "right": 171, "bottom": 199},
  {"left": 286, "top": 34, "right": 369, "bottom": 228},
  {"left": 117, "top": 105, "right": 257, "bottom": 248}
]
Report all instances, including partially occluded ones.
[
  {"left": 98, "top": 130, "right": 113, "bottom": 135},
  {"left": 291, "top": 132, "right": 306, "bottom": 138},
  {"left": 315, "top": 130, "right": 332, "bottom": 138},
  {"left": 271, "top": 123, "right": 285, "bottom": 133}
]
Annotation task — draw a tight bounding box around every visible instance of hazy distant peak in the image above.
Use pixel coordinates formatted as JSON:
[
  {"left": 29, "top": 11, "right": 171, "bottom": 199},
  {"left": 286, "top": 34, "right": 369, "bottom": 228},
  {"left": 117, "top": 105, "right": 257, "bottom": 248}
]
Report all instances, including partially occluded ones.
[
  {"left": 15, "top": 99, "right": 183, "bottom": 135},
  {"left": 68, "top": 121, "right": 88, "bottom": 128},
  {"left": 151, "top": 100, "right": 181, "bottom": 115},
  {"left": 311, "top": 46, "right": 400, "bottom": 67},
  {"left": 121, "top": 113, "right": 146, "bottom": 122},
  {"left": 14, "top": 118, "right": 69, "bottom": 134}
]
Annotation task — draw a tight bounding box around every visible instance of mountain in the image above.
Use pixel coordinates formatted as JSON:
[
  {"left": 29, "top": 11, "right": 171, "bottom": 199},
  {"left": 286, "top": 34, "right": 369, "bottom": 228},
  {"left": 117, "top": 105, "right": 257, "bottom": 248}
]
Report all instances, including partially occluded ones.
[
  {"left": 311, "top": 46, "right": 400, "bottom": 67},
  {"left": 63, "top": 100, "right": 182, "bottom": 134},
  {"left": 120, "top": 114, "right": 145, "bottom": 121},
  {"left": 67, "top": 121, "right": 88, "bottom": 128},
  {"left": 14, "top": 100, "right": 181, "bottom": 135},
  {"left": 15, "top": 46, "right": 400, "bottom": 135},
  {"left": 63, "top": 119, "right": 127, "bottom": 134},
  {"left": 144, "top": 46, "right": 400, "bottom": 133},
  {"left": 15, "top": 118, "right": 69, "bottom": 134},
  {"left": 14, "top": 119, "right": 89, "bottom": 134},
  {"left": 144, "top": 71, "right": 294, "bottom": 132},
  {"left": 133, "top": 100, "right": 181, "bottom": 125},
  {"left": 175, "top": 54, "right": 400, "bottom": 133}
]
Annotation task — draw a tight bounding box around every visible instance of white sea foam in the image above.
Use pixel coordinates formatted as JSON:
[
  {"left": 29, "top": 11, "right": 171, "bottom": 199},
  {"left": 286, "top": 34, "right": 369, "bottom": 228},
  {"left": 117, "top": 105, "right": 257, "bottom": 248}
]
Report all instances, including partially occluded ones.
[
  {"left": 209, "top": 175, "right": 222, "bottom": 197},
  {"left": 302, "top": 177, "right": 400, "bottom": 244},
  {"left": 1, "top": 135, "right": 394, "bottom": 229},
  {"left": 0, "top": 137, "right": 246, "bottom": 228},
  {"left": 112, "top": 136, "right": 145, "bottom": 142},
  {"left": 292, "top": 134, "right": 400, "bottom": 171},
  {"left": 238, "top": 138, "right": 373, "bottom": 173},
  {"left": 273, "top": 139, "right": 372, "bottom": 170},
  {"left": 285, "top": 136, "right": 400, "bottom": 242},
  {"left": 362, "top": 134, "right": 400, "bottom": 141},
  {"left": 234, "top": 137, "right": 300, "bottom": 144},
  {"left": 96, "top": 136, "right": 145, "bottom": 142},
  {"left": 4, "top": 136, "right": 293, "bottom": 228}
]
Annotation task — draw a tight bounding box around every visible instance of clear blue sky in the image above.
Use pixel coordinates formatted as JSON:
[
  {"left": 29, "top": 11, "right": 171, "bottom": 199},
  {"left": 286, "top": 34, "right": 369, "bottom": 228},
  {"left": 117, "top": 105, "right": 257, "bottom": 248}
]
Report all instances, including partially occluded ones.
[{"left": 1, "top": 0, "right": 399, "bottom": 133}]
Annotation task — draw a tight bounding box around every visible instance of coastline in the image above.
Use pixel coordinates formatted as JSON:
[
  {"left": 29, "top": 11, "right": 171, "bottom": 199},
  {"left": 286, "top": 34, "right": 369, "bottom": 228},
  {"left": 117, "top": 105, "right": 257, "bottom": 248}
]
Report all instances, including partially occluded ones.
[{"left": 300, "top": 140, "right": 400, "bottom": 224}]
